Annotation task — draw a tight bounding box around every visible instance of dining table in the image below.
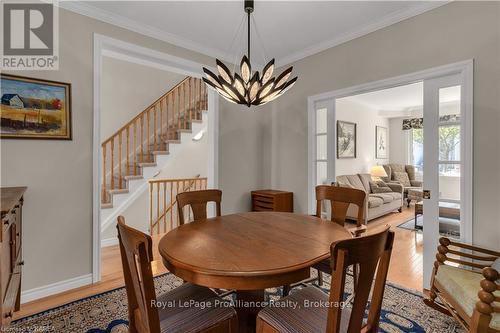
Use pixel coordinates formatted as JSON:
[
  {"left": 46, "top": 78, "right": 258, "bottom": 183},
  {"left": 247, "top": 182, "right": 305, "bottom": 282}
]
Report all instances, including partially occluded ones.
[{"left": 158, "top": 211, "right": 353, "bottom": 332}]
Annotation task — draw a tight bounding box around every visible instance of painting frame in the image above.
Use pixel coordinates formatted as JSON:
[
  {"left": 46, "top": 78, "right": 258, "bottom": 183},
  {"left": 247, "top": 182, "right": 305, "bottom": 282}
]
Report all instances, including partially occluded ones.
[
  {"left": 1, "top": 73, "right": 72, "bottom": 140},
  {"left": 336, "top": 120, "right": 357, "bottom": 159},
  {"left": 376, "top": 126, "right": 388, "bottom": 159}
]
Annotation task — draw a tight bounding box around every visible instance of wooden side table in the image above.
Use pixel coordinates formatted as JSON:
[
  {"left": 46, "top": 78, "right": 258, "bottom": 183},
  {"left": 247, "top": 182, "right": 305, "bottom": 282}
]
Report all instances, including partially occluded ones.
[{"left": 251, "top": 190, "right": 293, "bottom": 212}]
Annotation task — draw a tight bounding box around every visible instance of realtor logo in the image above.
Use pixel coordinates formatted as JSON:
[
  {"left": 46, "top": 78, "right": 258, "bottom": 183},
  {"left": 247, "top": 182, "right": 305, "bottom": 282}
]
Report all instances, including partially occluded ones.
[{"left": 1, "top": 1, "right": 59, "bottom": 70}]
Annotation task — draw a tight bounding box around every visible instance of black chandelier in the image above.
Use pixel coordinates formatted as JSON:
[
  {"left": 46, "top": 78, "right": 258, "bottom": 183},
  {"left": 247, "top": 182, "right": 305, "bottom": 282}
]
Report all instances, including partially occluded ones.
[{"left": 202, "top": 0, "right": 297, "bottom": 107}]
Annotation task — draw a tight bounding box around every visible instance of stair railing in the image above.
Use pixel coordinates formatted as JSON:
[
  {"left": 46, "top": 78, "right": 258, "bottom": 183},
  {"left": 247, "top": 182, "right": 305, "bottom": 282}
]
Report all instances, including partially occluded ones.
[
  {"left": 101, "top": 77, "right": 207, "bottom": 204},
  {"left": 148, "top": 175, "right": 207, "bottom": 235}
]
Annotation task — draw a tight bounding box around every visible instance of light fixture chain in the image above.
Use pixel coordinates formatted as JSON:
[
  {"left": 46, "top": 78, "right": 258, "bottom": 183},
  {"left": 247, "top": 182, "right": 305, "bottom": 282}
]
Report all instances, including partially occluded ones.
[
  {"left": 247, "top": 9, "right": 251, "bottom": 62},
  {"left": 251, "top": 14, "right": 269, "bottom": 66}
]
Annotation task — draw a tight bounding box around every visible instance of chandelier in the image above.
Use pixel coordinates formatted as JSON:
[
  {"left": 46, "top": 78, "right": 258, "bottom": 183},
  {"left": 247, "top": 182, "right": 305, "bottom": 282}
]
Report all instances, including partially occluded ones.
[{"left": 202, "top": 0, "right": 297, "bottom": 107}]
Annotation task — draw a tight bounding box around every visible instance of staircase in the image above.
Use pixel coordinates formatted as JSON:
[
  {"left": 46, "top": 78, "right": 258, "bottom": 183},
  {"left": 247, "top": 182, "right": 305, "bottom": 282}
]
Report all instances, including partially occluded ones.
[{"left": 100, "top": 77, "right": 208, "bottom": 229}]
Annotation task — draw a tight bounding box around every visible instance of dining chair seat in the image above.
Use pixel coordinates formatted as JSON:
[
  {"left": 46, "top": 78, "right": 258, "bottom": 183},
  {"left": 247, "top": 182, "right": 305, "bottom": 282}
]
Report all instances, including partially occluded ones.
[
  {"left": 257, "top": 286, "right": 351, "bottom": 333},
  {"left": 157, "top": 282, "right": 237, "bottom": 333}
]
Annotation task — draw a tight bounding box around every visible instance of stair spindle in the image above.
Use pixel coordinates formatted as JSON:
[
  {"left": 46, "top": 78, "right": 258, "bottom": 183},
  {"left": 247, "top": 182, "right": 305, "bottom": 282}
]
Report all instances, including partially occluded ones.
[
  {"left": 102, "top": 144, "right": 107, "bottom": 202},
  {"left": 140, "top": 115, "right": 144, "bottom": 163},
  {"left": 110, "top": 139, "right": 115, "bottom": 189},
  {"left": 177, "top": 87, "right": 181, "bottom": 130},
  {"left": 147, "top": 109, "right": 151, "bottom": 160},
  {"left": 183, "top": 81, "right": 187, "bottom": 130},
  {"left": 149, "top": 183, "right": 153, "bottom": 234},
  {"left": 118, "top": 132, "right": 122, "bottom": 189},
  {"left": 153, "top": 105, "right": 157, "bottom": 152},
  {"left": 170, "top": 182, "right": 173, "bottom": 231},
  {"left": 126, "top": 127, "right": 130, "bottom": 176},
  {"left": 159, "top": 98, "right": 163, "bottom": 147},
  {"left": 133, "top": 121, "right": 137, "bottom": 175},
  {"left": 189, "top": 78, "right": 192, "bottom": 123}
]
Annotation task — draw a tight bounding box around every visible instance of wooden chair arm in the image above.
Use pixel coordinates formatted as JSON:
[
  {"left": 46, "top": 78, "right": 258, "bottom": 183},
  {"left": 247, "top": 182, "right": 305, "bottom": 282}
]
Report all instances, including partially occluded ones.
[
  {"left": 474, "top": 267, "right": 500, "bottom": 316},
  {"left": 436, "top": 237, "right": 500, "bottom": 270},
  {"left": 439, "top": 237, "right": 500, "bottom": 257}
]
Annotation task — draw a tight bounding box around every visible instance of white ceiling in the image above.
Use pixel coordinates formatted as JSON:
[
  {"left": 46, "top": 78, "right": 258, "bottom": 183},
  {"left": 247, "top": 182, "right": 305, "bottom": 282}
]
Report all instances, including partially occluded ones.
[
  {"left": 344, "top": 82, "right": 461, "bottom": 117},
  {"left": 62, "top": 1, "right": 447, "bottom": 67}
]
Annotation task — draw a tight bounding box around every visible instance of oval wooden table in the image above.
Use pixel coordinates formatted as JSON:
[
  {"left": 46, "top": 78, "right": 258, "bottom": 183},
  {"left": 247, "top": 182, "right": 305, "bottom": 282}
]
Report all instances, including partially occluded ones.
[{"left": 158, "top": 212, "right": 352, "bottom": 332}]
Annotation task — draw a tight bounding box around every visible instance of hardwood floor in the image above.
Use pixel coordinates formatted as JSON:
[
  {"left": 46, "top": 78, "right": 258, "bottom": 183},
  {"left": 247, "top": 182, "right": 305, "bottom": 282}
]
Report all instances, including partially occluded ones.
[{"left": 14, "top": 205, "right": 422, "bottom": 320}]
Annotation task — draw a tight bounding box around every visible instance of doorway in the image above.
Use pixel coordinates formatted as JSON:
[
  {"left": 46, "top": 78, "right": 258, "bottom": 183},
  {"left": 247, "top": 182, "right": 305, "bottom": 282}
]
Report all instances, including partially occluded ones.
[
  {"left": 92, "top": 34, "right": 220, "bottom": 283},
  {"left": 307, "top": 60, "right": 473, "bottom": 290}
]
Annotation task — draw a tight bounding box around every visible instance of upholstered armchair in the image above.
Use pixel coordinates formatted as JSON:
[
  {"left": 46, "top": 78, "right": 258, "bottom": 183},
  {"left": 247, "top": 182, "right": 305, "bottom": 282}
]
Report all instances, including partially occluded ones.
[
  {"left": 425, "top": 237, "right": 500, "bottom": 333},
  {"left": 382, "top": 164, "right": 423, "bottom": 206}
]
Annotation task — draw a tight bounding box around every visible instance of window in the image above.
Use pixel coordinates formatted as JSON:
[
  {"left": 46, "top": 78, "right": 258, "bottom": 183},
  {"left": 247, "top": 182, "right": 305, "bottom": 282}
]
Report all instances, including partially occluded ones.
[
  {"left": 315, "top": 107, "right": 328, "bottom": 185},
  {"left": 409, "top": 128, "right": 423, "bottom": 176},
  {"left": 438, "top": 86, "right": 461, "bottom": 202}
]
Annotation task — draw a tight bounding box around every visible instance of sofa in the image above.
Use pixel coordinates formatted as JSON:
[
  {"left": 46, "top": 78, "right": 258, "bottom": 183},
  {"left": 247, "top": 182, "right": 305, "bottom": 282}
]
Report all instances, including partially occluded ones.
[
  {"left": 336, "top": 173, "right": 403, "bottom": 223},
  {"left": 382, "top": 164, "right": 423, "bottom": 206}
]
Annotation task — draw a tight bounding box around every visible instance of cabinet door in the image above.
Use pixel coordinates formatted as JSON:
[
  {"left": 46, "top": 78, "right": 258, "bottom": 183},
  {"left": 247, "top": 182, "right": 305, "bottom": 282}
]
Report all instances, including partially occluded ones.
[{"left": 1, "top": 221, "right": 12, "bottom": 300}]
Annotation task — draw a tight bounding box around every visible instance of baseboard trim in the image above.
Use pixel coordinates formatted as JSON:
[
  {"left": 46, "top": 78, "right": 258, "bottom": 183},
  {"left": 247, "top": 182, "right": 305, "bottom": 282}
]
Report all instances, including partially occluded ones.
[
  {"left": 21, "top": 273, "right": 93, "bottom": 304},
  {"left": 101, "top": 237, "right": 118, "bottom": 248}
]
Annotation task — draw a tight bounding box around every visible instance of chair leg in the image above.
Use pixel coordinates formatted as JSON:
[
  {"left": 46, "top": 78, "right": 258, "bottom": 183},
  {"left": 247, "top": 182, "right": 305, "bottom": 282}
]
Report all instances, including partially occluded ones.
[
  {"left": 282, "top": 285, "right": 291, "bottom": 296},
  {"left": 423, "top": 288, "right": 451, "bottom": 316},
  {"left": 317, "top": 270, "right": 324, "bottom": 286}
]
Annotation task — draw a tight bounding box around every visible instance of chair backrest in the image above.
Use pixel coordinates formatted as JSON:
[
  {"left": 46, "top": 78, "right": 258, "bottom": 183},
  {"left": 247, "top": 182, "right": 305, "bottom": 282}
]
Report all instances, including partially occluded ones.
[
  {"left": 176, "top": 189, "right": 222, "bottom": 225},
  {"left": 384, "top": 163, "right": 416, "bottom": 182},
  {"left": 117, "top": 216, "right": 160, "bottom": 333},
  {"left": 315, "top": 185, "right": 366, "bottom": 227},
  {"left": 325, "top": 226, "right": 395, "bottom": 333}
]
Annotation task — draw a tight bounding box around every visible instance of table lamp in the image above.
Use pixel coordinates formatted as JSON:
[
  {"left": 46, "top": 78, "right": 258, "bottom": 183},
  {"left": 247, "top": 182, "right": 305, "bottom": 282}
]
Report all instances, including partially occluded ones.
[{"left": 371, "top": 165, "right": 388, "bottom": 181}]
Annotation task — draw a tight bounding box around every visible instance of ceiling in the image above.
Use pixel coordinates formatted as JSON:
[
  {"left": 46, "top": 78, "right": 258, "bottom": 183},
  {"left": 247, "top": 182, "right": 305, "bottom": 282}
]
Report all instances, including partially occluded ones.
[
  {"left": 62, "top": 1, "right": 446, "bottom": 67},
  {"left": 344, "top": 82, "right": 461, "bottom": 116}
]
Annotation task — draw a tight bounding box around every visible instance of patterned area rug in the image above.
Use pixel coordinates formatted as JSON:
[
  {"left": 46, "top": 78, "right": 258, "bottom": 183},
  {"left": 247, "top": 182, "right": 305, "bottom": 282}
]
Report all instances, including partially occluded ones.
[{"left": 12, "top": 272, "right": 465, "bottom": 333}]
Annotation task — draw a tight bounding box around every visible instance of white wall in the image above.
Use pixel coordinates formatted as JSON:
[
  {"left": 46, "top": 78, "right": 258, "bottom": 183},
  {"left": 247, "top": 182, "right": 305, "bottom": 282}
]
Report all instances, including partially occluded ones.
[
  {"left": 389, "top": 117, "right": 408, "bottom": 165},
  {"left": 101, "top": 57, "right": 185, "bottom": 140},
  {"left": 101, "top": 127, "right": 209, "bottom": 240},
  {"left": 335, "top": 99, "right": 389, "bottom": 177}
]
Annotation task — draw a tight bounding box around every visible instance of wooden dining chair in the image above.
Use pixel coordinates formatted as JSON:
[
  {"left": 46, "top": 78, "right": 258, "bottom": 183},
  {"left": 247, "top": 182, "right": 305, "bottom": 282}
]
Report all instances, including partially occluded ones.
[
  {"left": 116, "top": 216, "right": 238, "bottom": 333},
  {"left": 177, "top": 189, "right": 222, "bottom": 225},
  {"left": 257, "top": 226, "right": 395, "bottom": 333},
  {"left": 314, "top": 185, "right": 367, "bottom": 286},
  {"left": 315, "top": 185, "right": 366, "bottom": 227}
]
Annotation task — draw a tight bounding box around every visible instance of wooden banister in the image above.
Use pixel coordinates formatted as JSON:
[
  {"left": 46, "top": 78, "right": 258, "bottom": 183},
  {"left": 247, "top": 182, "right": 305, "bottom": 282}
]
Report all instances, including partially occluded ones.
[
  {"left": 101, "top": 77, "right": 207, "bottom": 205},
  {"left": 102, "top": 77, "right": 190, "bottom": 147},
  {"left": 148, "top": 175, "right": 207, "bottom": 235}
]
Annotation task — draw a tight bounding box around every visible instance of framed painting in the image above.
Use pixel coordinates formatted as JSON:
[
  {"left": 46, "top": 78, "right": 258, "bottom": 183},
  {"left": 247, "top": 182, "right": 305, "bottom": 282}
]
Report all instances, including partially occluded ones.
[
  {"left": 376, "top": 126, "right": 388, "bottom": 158},
  {"left": 1, "top": 74, "right": 72, "bottom": 140},
  {"left": 337, "top": 120, "right": 356, "bottom": 158}
]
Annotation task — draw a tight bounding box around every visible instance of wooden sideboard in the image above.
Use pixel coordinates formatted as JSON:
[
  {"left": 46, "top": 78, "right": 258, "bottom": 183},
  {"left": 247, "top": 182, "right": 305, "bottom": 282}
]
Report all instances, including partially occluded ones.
[
  {"left": 1, "top": 187, "right": 26, "bottom": 329},
  {"left": 251, "top": 190, "right": 293, "bottom": 212}
]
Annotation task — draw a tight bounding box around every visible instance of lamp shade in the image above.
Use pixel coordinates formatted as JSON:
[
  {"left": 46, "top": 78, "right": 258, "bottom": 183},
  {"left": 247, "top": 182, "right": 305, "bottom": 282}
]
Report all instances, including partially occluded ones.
[{"left": 371, "top": 165, "right": 388, "bottom": 178}]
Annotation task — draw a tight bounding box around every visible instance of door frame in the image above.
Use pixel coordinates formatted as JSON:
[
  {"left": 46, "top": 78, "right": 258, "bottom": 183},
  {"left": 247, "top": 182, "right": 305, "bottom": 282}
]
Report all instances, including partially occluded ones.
[
  {"left": 92, "top": 34, "right": 219, "bottom": 283},
  {"left": 307, "top": 60, "right": 473, "bottom": 286}
]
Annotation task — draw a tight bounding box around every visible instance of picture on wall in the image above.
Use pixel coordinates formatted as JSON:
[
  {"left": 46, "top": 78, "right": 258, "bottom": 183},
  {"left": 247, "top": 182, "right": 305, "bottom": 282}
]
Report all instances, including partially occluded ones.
[
  {"left": 337, "top": 120, "right": 356, "bottom": 158},
  {"left": 376, "top": 126, "right": 388, "bottom": 158},
  {"left": 1, "top": 74, "right": 72, "bottom": 140}
]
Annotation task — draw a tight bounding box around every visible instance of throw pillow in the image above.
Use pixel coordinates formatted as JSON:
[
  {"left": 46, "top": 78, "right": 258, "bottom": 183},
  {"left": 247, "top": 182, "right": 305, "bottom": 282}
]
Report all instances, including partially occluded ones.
[
  {"left": 369, "top": 181, "right": 393, "bottom": 193},
  {"left": 393, "top": 172, "right": 411, "bottom": 187},
  {"left": 491, "top": 257, "right": 500, "bottom": 283}
]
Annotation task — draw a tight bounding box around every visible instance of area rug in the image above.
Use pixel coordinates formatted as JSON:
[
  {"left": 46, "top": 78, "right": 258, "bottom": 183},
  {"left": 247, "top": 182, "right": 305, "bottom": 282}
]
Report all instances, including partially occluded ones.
[
  {"left": 398, "top": 216, "right": 461, "bottom": 237},
  {"left": 398, "top": 216, "right": 423, "bottom": 231},
  {"left": 12, "top": 272, "right": 465, "bottom": 333}
]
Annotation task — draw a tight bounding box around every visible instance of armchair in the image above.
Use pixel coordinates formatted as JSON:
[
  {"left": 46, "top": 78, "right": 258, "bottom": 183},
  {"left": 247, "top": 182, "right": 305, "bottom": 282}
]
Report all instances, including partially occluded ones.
[
  {"left": 424, "top": 237, "right": 500, "bottom": 333},
  {"left": 382, "top": 164, "right": 423, "bottom": 206}
]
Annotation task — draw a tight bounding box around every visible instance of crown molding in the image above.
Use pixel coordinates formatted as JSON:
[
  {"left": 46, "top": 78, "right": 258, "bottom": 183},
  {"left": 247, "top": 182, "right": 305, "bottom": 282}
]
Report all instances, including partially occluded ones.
[
  {"left": 59, "top": 1, "right": 448, "bottom": 68},
  {"left": 58, "top": 0, "right": 234, "bottom": 64},
  {"left": 276, "top": 1, "right": 449, "bottom": 67}
]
